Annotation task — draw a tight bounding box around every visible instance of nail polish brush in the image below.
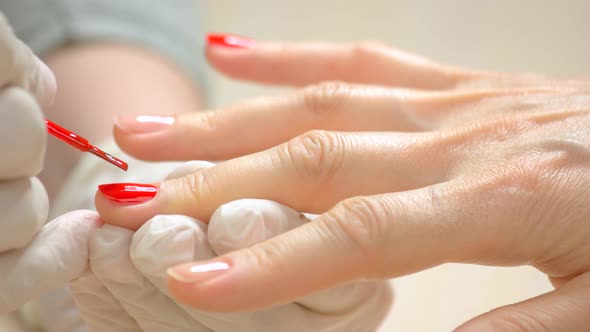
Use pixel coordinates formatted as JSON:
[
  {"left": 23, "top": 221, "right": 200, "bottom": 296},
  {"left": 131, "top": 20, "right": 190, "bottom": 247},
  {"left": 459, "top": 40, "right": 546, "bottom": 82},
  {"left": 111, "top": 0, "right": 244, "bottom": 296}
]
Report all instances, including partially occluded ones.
[{"left": 45, "top": 119, "right": 128, "bottom": 171}]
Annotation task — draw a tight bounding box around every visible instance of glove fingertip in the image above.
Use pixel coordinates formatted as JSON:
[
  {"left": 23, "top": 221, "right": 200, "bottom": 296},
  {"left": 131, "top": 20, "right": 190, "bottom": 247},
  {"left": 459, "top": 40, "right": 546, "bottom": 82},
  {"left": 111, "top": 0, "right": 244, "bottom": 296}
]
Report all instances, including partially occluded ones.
[{"left": 32, "top": 57, "right": 56, "bottom": 106}]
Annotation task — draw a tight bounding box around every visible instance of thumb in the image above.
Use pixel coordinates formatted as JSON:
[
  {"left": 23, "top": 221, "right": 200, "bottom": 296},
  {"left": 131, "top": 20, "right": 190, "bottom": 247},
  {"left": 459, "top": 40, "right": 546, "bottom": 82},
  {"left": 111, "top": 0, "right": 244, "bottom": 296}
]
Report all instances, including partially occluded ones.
[{"left": 455, "top": 272, "right": 590, "bottom": 331}]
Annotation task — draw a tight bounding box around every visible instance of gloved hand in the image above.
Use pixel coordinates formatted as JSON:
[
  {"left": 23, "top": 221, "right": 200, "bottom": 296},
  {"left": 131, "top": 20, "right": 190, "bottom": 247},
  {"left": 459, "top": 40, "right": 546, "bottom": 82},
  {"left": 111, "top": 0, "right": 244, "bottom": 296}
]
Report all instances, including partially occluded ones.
[
  {"left": 0, "top": 210, "right": 102, "bottom": 312},
  {"left": 70, "top": 161, "right": 391, "bottom": 332},
  {"left": 29, "top": 147, "right": 192, "bottom": 331},
  {"left": 0, "top": 13, "right": 95, "bottom": 313}
]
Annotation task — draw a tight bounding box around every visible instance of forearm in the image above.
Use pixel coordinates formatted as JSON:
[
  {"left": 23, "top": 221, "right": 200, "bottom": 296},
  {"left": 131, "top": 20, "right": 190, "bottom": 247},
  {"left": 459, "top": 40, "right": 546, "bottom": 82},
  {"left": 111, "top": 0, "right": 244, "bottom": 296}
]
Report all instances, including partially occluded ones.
[{"left": 40, "top": 43, "right": 203, "bottom": 201}]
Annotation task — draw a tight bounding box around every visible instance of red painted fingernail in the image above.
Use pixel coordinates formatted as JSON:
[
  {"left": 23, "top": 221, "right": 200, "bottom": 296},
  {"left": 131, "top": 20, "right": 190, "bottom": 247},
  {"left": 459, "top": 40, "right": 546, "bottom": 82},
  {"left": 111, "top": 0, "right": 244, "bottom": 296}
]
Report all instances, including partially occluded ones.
[
  {"left": 98, "top": 183, "right": 158, "bottom": 204},
  {"left": 207, "top": 33, "right": 256, "bottom": 49}
]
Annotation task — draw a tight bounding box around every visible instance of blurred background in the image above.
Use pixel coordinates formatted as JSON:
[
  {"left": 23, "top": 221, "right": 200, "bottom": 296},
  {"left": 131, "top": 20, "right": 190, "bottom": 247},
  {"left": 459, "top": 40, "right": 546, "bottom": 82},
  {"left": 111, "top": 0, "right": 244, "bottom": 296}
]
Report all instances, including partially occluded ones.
[{"left": 200, "top": 1, "right": 587, "bottom": 330}]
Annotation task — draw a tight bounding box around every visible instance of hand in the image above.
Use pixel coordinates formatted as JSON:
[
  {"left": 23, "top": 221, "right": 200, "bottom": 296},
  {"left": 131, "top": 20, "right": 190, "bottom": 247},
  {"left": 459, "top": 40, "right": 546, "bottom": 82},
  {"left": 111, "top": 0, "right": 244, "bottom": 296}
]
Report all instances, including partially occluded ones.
[
  {"left": 77, "top": 162, "right": 390, "bottom": 332},
  {"left": 0, "top": 13, "right": 94, "bottom": 312},
  {"left": 96, "top": 38, "right": 590, "bottom": 330}
]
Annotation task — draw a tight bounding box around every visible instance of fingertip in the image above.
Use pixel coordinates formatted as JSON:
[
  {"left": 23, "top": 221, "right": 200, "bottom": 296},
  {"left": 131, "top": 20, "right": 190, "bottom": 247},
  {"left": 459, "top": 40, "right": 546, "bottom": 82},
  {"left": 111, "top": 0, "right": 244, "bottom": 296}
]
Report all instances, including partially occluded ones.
[
  {"left": 0, "top": 88, "right": 46, "bottom": 177},
  {"left": 95, "top": 179, "right": 205, "bottom": 231},
  {"left": 204, "top": 46, "right": 251, "bottom": 81},
  {"left": 169, "top": 219, "right": 358, "bottom": 312},
  {"left": 112, "top": 124, "right": 157, "bottom": 161},
  {"left": 204, "top": 35, "right": 263, "bottom": 82},
  {"left": 166, "top": 258, "right": 255, "bottom": 312},
  {"left": 113, "top": 112, "right": 218, "bottom": 161},
  {"left": 112, "top": 115, "right": 176, "bottom": 161},
  {"left": 205, "top": 33, "right": 255, "bottom": 61},
  {"left": 114, "top": 114, "right": 176, "bottom": 135},
  {"left": 206, "top": 33, "right": 256, "bottom": 50},
  {"left": 94, "top": 187, "right": 151, "bottom": 231},
  {"left": 33, "top": 57, "right": 57, "bottom": 107}
]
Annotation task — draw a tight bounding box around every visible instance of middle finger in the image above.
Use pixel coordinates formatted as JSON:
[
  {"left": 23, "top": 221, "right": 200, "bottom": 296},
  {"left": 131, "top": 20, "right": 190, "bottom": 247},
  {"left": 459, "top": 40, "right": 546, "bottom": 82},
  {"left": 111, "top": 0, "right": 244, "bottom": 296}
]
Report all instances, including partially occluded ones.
[{"left": 96, "top": 130, "right": 454, "bottom": 229}]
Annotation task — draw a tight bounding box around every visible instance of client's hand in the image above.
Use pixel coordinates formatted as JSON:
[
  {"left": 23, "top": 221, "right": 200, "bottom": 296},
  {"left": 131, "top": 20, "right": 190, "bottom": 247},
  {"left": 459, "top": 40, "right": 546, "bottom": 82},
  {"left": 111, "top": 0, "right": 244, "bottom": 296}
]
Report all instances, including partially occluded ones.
[
  {"left": 97, "top": 37, "right": 590, "bottom": 330},
  {"left": 75, "top": 162, "right": 391, "bottom": 332}
]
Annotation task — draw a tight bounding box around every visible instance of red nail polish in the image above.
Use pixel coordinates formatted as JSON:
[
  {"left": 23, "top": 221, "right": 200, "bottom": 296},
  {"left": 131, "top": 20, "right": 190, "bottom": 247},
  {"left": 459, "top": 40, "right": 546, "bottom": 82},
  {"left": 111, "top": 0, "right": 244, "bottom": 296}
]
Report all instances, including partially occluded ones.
[
  {"left": 45, "top": 119, "right": 128, "bottom": 171},
  {"left": 207, "top": 33, "right": 255, "bottom": 48},
  {"left": 98, "top": 183, "right": 158, "bottom": 204}
]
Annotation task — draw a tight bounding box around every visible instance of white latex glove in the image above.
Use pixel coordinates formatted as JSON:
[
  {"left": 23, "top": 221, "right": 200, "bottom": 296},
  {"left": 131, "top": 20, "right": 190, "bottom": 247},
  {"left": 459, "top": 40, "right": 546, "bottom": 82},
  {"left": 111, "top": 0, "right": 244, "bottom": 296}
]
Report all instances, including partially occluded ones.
[
  {"left": 71, "top": 161, "right": 392, "bottom": 332},
  {"left": 0, "top": 14, "right": 56, "bottom": 106},
  {"left": 0, "top": 210, "right": 102, "bottom": 312},
  {"left": 0, "top": 12, "right": 96, "bottom": 314}
]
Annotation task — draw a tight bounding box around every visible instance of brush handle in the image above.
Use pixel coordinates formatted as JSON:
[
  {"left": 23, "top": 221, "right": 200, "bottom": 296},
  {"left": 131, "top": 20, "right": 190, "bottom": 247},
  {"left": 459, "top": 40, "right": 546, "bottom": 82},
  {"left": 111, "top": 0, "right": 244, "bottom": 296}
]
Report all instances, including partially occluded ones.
[{"left": 45, "top": 119, "right": 89, "bottom": 151}]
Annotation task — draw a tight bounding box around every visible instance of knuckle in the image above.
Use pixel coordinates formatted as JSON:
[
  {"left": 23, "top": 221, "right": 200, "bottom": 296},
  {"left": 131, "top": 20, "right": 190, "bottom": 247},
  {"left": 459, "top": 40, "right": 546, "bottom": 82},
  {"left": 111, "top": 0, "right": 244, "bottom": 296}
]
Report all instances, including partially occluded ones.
[
  {"left": 464, "top": 161, "right": 540, "bottom": 217},
  {"left": 284, "top": 130, "right": 345, "bottom": 178},
  {"left": 486, "top": 146, "right": 581, "bottom": 202},
  {"left": 448, "top": 117, "right": 533, "bottom": 148},
  {"left": 529, "top": 141, "right": 590, "bottom": 182},
  {"left": 506, "top": 142, "right": 590, "bottom": 218},
  {"left": 300, "top": 81, "right": 350, "bottom": 116},
  {"left": 458, "top": 147, "right": 584, "bottom": 248},
  {"left": 178, "top": 171, "right": 215, "bottom": 203},
  {"left": 501, "top": 162, "right": 544, "bottom": 195},
  {"left": 196, "top": 111, "right": 219, "bottom": 132},
  {"left": 241, "top": 241, "right": 290, "bottom": 276},
  {"left": 326, "top": 196, "right": 394, "bottom": 275}
]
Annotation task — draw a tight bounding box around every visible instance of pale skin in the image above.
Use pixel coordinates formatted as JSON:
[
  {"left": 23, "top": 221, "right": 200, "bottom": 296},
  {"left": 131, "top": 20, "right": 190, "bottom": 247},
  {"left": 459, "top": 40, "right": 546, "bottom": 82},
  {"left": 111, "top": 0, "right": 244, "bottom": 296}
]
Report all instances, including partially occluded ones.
[
  {"left": 96, "top": 41, "right": 590, "bottom": 331},
  {"left": 40, "top": 42, "right": 202, "bottom": 201}
]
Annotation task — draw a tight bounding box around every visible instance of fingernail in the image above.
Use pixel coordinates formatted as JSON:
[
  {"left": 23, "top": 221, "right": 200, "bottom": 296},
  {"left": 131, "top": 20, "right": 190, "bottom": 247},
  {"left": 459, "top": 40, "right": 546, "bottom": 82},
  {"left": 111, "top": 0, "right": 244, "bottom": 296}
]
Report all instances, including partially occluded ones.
[
  {"left": 168, "top": 261, "right": 230, "bottom": 283},
  {"left": 98, "top": 183, "right": 158, "bottom": 204},
  {"left": 114, "top": 115, "right": 175, "bottom": 134},
  {"left": 207, "top": 33, "right": 256, "bottom": 49}
]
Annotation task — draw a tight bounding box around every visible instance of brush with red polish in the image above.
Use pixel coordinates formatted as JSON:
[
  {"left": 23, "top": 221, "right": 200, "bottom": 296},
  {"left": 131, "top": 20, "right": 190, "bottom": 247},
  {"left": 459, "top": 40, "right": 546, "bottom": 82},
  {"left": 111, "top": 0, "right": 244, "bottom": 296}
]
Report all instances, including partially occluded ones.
[{"left": 45, "top": 119, "right": 128, "bottom": 171}]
